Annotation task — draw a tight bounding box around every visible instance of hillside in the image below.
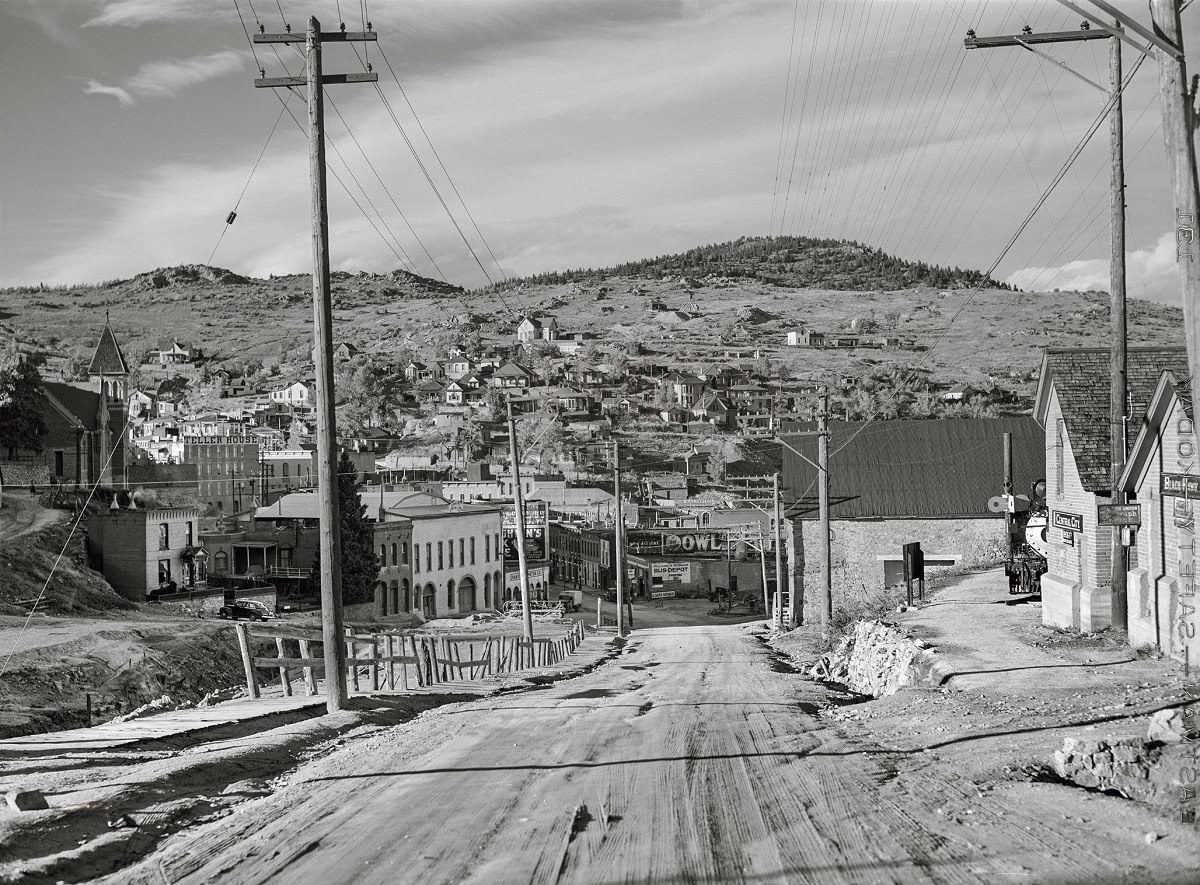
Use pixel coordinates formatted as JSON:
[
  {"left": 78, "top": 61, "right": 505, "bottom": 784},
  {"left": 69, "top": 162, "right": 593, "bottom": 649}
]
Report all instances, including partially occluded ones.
[
  {"left": 478, "top": 235, "right": 1010, "bottom": 293},
  {"left": 0, "top": 238, "right": 1185, "bottom": 397}
]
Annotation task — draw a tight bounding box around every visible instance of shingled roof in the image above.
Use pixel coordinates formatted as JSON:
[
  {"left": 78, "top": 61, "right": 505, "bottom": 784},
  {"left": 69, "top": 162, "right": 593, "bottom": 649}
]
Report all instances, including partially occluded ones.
[
  {"left": 781, "top": 417, "right": 1044, "bottom": 519},
  {"left": 1034, "top": 347, "right": 1189, "bottom": 493},
  {"left": 87, "top": 323, "right": 129, "bottom": 377}
]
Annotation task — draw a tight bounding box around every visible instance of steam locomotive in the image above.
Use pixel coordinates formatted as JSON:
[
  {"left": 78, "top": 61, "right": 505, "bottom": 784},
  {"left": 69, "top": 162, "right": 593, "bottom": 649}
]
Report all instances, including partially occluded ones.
[{"left": 1002, "top": 479, "right": 1049, "bottom": 595}]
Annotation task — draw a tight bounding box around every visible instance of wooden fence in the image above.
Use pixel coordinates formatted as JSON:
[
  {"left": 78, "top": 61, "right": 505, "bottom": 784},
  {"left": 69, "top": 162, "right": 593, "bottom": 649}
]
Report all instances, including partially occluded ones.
[{"left": 232, "top": 620, "right": 588, "bottom": 700}]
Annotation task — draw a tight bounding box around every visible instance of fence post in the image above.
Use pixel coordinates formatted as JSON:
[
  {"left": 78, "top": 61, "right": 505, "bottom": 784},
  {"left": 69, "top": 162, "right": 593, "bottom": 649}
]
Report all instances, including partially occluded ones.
[
  {"left": 369, "top": 634, "right": 380, "bottom": 692},
  {"left": 275, "top": 637, "right": 292, "bottom": 697},
  {"left": 234, "top": 623, "right": 260, "bottom": 700},
  {"left": 347, "top": 630, "right": 360, "bottom": 693},
  {"left": 299, "top": 638, "right": 318, "bottom": 695}
]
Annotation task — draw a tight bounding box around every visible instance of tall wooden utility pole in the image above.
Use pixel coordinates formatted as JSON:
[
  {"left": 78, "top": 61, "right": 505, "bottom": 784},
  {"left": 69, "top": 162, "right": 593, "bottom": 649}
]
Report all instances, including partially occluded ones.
[
  {"left": 965, "top": 20, "right": 1130, "bottom": 628},
  {"left": 773, "top": 472, "right": 785, "bottom": 629},
  {"left": 1149, "top": 0, "right": 1200, "bottom": 425},
  {"left": 758, "top": 524, "right": 770, "bottom": 617},
  {"left": 613, "top": 442, "right": 628, "bottom": 636},
  {"left": 255, "top": 17, "right": 377, "bottom": 714},
  {"left": 1108, "top": 29, "right": 1129, "bottom": 630},
  {"left": 507, "top": 404, "right": 534, "bottom": 642},
  {"left": 818, "top": 386, "right": 832, "bottom": 632}
]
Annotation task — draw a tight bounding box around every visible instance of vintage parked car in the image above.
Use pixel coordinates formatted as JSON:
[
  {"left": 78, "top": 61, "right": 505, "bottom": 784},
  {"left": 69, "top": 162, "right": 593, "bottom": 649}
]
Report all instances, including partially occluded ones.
[{"left": 217, "top": 600, "right": 276, "bottom": 621}]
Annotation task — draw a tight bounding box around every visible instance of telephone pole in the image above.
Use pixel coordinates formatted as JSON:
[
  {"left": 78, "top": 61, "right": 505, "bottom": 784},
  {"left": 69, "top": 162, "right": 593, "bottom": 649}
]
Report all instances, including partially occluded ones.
[
  {"left": 507, "top": 404, "right": 534, "bottom": 642},
  {"left": 254, "top": 17, "right": 377, "bottom": 713},
  {"left": 818, "top": 386, "right": 832, "bottom": 632},
  {"left": 613, "top": 442, "right": 628, "bottom": 636},
  {"left": 773, "top": 472, "right": 784, "bottom": 629},
  {"left": 1148, "top": 0, "right": 1200, "bottom": 425},
  {"left": 965, "top": 19, "right": 1130, "bottom": 629}
]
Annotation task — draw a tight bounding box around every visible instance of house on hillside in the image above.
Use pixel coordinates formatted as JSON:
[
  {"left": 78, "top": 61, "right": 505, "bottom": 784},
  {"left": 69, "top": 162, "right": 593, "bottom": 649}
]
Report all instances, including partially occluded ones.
[
  {"left": 1117, "top": 370, "right": 1200, "bottom": 667},
  {"left": 490, "top": 362, "right": 536, "bottom": 389},
  {"left": 1034, "top": 346, "right": 1190, "bottom": 633},
  {"left": 661, "top": 372, "right": 706, "bottom": 408},
  {"left": 786, "top": 329, "right": 825, "bottom": 347},
  {"left": 150, "top": 340, "right": 199, "bottom": 366},
  {"left": 516, "top": 317, "right": 542, "bottom": 343},
  {"left": 334, "top": 342, "right": 360, "bottom": 361},
  {"left": 270, "top": 380, "right": 314, "bottom": 410}
]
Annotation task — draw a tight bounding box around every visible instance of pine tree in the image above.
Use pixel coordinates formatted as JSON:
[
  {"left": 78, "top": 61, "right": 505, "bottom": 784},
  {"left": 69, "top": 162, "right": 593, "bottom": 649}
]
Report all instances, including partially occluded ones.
[
  {"left": 0, "top": 344, "right": 47, "bottom": 456},
  {"left": 314, "top": 452, "right": 377, "bottom": 605}
]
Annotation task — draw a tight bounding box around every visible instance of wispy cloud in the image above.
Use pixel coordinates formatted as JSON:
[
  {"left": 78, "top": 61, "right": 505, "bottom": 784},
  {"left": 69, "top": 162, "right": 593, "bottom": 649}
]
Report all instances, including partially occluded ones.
[
  {"left": 1005, "top": 232, "right": 1184, "bottom": 305},
  {"left": 83, "top": 0, "right": 219, "bottom": 28},
  {"left": 84, "top": 50, "right": 246, "bottom": 106},
  {"left": 84, "top": 79, "right": 134, "bottom": 107}
]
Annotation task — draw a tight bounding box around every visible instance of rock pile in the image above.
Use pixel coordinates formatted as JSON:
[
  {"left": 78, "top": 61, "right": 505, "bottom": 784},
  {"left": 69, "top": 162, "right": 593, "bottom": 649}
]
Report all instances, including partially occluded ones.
[
  {"left": 1052, "top": 708, "right": 1199, "bottom": 813},
  {"left": 809, "top": 620, "right": 935, "bottom": 697}
]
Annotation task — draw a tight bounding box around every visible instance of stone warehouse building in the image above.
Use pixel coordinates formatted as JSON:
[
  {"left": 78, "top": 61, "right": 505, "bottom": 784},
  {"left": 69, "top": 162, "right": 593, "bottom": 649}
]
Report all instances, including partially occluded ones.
[
  {"left": 781, "top": 417, "right": 1045, "bottom": 620},
  {"left": 1034, "top": 347, "right": 1189, "bottom": 633}
]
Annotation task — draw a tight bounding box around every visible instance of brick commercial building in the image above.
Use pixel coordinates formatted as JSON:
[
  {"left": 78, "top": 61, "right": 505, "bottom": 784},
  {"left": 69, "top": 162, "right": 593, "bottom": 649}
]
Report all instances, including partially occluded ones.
[
  {"left": 781, "top": 417, "right": 1044, "bottom": 623},
  {"left": 1118, "top": 370, "right": 1200, "bottom": 665},
  {"left": 1034, "top": 347, "right": 1189, "bottom": 632},
  {"left": 87, "top": 504, "right": 202, "bottom": 599}
]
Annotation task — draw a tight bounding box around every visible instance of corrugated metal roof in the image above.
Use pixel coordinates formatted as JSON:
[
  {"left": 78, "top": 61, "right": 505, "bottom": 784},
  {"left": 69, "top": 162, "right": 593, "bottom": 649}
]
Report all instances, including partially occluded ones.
[
  {"left": 781, "top": 417, "right": 1044, "bottom": 519},
  {"left": 1040, "top": 347, "right": 1188, "bottom": 493}
]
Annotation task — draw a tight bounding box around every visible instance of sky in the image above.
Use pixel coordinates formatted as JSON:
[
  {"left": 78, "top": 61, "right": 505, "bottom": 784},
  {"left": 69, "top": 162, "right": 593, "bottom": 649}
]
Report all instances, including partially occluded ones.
[{"left": 0, "top": 0, "right": 1196, "bottom": 304}]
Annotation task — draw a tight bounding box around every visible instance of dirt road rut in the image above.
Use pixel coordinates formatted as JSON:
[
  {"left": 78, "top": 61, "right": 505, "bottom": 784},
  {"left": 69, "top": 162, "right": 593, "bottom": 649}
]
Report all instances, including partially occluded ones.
[{"left": 118, "top": 625, "right": 1199, "bottom": 884}]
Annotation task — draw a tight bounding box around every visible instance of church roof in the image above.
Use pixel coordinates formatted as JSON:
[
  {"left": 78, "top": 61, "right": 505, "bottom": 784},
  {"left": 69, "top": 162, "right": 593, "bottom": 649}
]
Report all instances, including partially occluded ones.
[{"left": 88, "top": 324, "right": 129, "bottom": 376}]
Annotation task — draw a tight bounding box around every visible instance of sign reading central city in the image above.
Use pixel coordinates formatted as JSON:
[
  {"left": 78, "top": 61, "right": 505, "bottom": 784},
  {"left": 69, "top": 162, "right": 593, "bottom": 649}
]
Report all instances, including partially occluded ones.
[{"left": 1052, "top": 510, "right": 1084, "bottom": 532}]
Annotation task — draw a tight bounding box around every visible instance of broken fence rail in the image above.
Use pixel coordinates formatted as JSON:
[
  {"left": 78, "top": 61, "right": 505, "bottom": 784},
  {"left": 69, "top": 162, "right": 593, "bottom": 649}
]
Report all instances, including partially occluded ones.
[{"left": 231, "top": 620, "right": 588, "bottom": 700}]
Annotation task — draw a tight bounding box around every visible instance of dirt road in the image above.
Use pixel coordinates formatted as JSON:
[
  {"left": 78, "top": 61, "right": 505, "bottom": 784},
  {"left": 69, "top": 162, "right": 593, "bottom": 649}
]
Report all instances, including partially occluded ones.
[
  {"left": 0, "top": 493, "right": 66, "bottom": 550},
  {"left": 117, "top": 624, "right": 1198, "bottom": 885}
]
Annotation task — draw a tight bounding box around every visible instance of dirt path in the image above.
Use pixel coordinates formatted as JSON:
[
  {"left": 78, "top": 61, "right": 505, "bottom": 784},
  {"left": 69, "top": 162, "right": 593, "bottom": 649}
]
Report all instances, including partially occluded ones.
[
  {"left": 114, "top": 624, "right": 1199, "bottom": 884},
  {"left": 0, "top": 494, "right": 66, "bottom": 550}
]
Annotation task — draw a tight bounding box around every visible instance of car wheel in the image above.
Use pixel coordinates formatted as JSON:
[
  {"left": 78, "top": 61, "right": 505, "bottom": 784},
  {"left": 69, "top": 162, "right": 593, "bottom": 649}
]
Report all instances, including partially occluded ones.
[{"left": 218, "top": 611, "right": 227, "bottom": 619}]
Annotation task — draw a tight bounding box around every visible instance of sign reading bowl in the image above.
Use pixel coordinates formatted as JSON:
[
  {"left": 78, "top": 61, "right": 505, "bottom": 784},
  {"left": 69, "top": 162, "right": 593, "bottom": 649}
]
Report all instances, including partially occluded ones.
[{"left": 625, "top": 530, "right": 728, "bottom": 557}]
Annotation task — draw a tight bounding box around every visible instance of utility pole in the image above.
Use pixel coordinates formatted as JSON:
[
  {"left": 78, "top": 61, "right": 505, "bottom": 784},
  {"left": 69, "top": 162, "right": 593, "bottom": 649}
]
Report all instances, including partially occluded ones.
[
  {"left": 507, "top": 404, "right": 534, "bottom": 642},
  {"left": 818, "top": 386, "right": 832, "bottom": 632},
  {"left": 965, "top": 19, "right": 1130, "bottom": 628},
  {"left": 1148, "top": 0, "right": 1200, "bottom": 424},
  {"left": 613, "top": 442, "right": 627, "bottom": 636},
  {"left": 758, "top": 524, "right": 770, "bottom": 617},
  {"left": 773, "top": 472, "right": 784, "bottom": 629},
  {"left": 254, "top": 17, "right": 377, "bottom": 714}
]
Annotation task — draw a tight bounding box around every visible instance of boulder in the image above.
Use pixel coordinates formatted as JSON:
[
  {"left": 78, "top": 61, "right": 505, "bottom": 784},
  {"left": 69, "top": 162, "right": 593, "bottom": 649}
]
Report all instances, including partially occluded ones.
[
  {"left": 5, "top": 790, "right": 49, "bottom": 812},
  {"left": 1146, "top": 708, "right": 1189, "bottom": 743}
]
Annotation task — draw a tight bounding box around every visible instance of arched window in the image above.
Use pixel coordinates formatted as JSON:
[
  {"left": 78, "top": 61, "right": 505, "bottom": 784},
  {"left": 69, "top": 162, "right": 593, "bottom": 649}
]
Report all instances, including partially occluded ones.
[
  {"left": 470, "top": 537, "right": 476, "bottom": 564},
  {"left": 391, "top": 543, "right": 397, "bottom": 566},
  {"left": 484, "top": 573, "right": 491, "bottom": 609},
  {"left": 213, "top": 551, "right": 228, "bottom": 575},
  {"left": 402, "top": 542, "right": 409, "bottom": 564},
  {"left": 459, "top": 538, "right": 465, "bottom": 566},
  {"left": 448, "top": 541, "right": 454, "bottom": 569},
  {"left": 446, "top": 579, "right": 455, "bottom": 609},
  {"left": 380, "top": 543, "right": 386, "bottom": 565},
  {"left": 283, "top": 463, "right": 289, "bottom": 478}
]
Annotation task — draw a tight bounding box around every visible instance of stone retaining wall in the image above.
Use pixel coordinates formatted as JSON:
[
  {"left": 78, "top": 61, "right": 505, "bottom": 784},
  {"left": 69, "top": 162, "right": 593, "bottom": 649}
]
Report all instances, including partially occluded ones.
[
  {"left": 809, "top": 619, "right": 938, "bottom": 697},
  {"left": 1053, "top": 736, "right": 1194, "bottom": 814}
]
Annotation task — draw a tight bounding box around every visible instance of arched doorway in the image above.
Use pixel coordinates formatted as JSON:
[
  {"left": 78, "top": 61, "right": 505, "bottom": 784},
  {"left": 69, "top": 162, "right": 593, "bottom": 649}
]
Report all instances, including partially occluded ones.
[
  {"left": 422, "top": 583, "right": 437, "bottom": 619},
  {"left": 457, "top": 576, "right": 476, "bottom": 612},
  {"left": 446, "top": 579, "right": 455, "bottom": 611},
  {"left": 401, "top": 578, "right": 411, "bottom": 613},
  {"left": 483, "top": 573, "right": 491, "bottom": 609},
  {"left": 374, "top": 580, "right": 389, "bottom": 615}
]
